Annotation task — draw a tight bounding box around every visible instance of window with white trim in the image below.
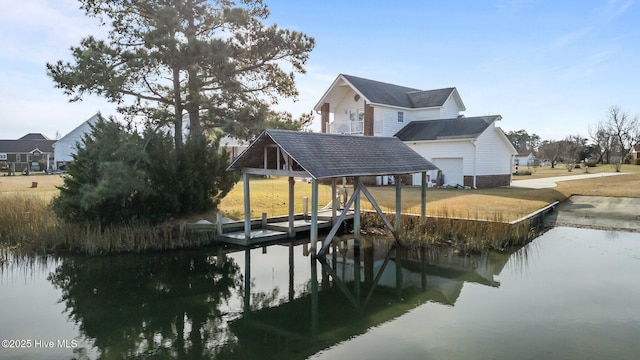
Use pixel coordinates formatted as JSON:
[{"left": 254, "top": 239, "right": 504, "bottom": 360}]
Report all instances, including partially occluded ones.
[{"left": 398, "top": 111, "right": 404, "bottom": 122}]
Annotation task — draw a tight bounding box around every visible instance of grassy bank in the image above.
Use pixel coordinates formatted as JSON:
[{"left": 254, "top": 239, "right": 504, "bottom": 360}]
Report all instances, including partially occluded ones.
[
  {"left": 2, "top": 168, "right": 640, "bottom": 255},
  {"left": 361, "top": 211, "right": 535, "bottom": 253},
  {"left": 0, "top": 193, "right": 212, "bottom": 255}
]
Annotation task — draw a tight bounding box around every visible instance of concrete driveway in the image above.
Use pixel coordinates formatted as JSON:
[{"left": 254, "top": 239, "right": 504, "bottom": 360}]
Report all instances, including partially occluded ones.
[
  {"left": 544, "top": 195, "right": 640, "bottom": 232},
  {"left": 510, "top": 172, "right": 624, "bottom": 189}
]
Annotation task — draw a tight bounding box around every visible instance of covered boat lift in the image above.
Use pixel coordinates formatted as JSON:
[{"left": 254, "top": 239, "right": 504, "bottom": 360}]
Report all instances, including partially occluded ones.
[{"left": 226, "top": 129, "right": 438, "bottom": 256}]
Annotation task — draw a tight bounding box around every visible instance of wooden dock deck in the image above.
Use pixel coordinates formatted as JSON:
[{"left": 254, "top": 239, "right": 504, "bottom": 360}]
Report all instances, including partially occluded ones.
[
  {"left": 217, "top": 229, "right": 289, "bottom": 246},
  {"left": 213, "top": 209, "right": 354, "bottom": 246}
]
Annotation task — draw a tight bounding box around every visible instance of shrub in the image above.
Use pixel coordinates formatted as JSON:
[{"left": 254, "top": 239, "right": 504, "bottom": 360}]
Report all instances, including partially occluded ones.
[{"left": 51, "top": 117, "right": 239, "bottom": 226}]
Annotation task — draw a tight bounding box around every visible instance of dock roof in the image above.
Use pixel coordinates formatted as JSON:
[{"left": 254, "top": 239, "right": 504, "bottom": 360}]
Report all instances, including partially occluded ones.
[{"left": 228, "top": 129, "right": 438, "bottom": 179}]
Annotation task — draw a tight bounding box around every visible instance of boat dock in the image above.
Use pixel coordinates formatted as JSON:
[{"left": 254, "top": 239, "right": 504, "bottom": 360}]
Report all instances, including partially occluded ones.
[{"left": 188, "top": 209, "right": 354, "bottom": 246}]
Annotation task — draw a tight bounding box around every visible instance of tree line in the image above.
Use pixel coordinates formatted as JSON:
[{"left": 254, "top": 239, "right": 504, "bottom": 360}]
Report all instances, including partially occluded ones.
[{"left": 506, "top": 106, "right": 639, "bottom": 169}]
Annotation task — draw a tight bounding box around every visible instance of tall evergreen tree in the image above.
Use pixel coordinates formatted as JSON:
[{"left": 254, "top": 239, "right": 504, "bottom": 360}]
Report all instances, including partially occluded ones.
[
  {"left": 47, "top": 0, "right": 315, "bottom": 148},
  {"left": 47, "top": 1, "right": 312, "bottom": 225}
]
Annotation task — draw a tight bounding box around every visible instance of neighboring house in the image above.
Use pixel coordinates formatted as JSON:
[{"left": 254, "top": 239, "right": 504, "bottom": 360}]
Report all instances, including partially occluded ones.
[
  {"left": 219, "top": 135, "right": 249, "bottom": 161},
  {"left": 514, "top": 152, "right": 536, "bottom": 167},
  {"left": 631, "top": 145, "right": 640, "bottom": 162},
  {"left": 52, "top": 113, "right": 100, "bottom": 169},
  {"left": 314, "top": 74, "right": 517, "bottom": 187},
  {"left": 0, "top": 133, "right": 56, "bottom": 173}
]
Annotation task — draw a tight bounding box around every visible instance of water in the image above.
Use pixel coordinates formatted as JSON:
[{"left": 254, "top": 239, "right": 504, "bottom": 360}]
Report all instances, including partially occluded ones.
[{"left": 1, "top": 227, "right": 639, "bottom": 359}]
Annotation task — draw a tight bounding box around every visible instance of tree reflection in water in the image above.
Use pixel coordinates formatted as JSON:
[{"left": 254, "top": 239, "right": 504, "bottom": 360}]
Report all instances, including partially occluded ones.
[{"left": 48, "top": 250, "right": 242, "bottom": 359}]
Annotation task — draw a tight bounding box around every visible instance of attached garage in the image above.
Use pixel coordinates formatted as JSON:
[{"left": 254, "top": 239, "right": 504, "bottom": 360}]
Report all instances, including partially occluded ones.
[
  {"left": 396, "top": 116, "right": 517, "bottom": 188},
  {"left": 431, "top": 158, "right": 463, "bottom": 186}
]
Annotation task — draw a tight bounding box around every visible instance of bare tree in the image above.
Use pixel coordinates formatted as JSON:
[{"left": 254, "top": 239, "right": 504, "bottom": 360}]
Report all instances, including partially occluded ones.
[
  {"left": 539, "top": 139, "right": 570, "bottom": 168},
  {"left": 563, "top": 134, "right": 588, "bottom": 171},
  {"left": 603, "top": 106, "right": 639, "bottom": 165},
  {"left": 588, "top": 123, "right": 614, "bottom": 163}
]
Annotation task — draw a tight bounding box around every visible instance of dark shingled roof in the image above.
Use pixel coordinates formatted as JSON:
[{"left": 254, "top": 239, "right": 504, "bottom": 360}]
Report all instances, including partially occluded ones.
[
  {"left": 228, "top": 129, "right": 438, "bottom": 179},
  {"left": 18, "top": 133, "right": 50, "bottom": 140},
  {"left": 0, "top": 138, "right": 56, "bottom": 153},
  {"left": 342, "top": 74, "right": 455, "bottom": 109},
  {"left": 394, "top": 116, "right": 501, "bottom": 141}
]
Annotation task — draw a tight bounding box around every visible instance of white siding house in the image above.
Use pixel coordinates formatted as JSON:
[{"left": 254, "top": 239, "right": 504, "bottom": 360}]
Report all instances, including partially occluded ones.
[
  {"left": 514, "top": 152, "right": 536, "bottom": 167},
  {"left": 53, "top": 113, "right": 100, "bottom": 168},
  {"left": 315, "top": 74, "right": 517, "bottom": 188}
]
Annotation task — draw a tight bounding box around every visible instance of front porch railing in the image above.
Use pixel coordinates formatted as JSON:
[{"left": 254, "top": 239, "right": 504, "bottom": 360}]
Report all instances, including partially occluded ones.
[{"left": 329, "top": 121, "right": 364, "bottom": 135}]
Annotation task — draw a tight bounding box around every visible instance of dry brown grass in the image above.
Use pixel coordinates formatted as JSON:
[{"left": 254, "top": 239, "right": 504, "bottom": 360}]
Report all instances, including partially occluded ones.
[
  {"left": 513, "top": 164, "right": 640, "bottom": 179},
  {"left": 0, "top": 173, "right": 64, "bottom": 201},
  {"left": 2, "top": 170, "right": 639, "bottom": 254},
  {"left": 3, "top": 170, "right": 640, "bottom": 224}
]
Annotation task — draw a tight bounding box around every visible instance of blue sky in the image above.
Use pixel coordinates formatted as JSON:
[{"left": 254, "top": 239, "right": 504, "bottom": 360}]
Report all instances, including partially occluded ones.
[{"left": 1, "top": 0, "right": 638, "bottom": 141}]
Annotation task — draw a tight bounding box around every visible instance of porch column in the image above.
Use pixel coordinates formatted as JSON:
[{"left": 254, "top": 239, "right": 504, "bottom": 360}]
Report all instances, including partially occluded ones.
[
  {"left": 364, "top": 102, "right": 374, "bottom": 136},
  {"left": 243, "top": 173, "right": 251, "bottom": 240},
  {"left": 321, "top": 103, "right": 330, "bottom": 133}
]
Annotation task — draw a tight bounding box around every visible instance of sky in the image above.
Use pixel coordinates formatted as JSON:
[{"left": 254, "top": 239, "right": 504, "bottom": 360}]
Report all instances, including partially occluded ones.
[{"left": 1, "top": 0, "right": 638, "bottom": 141}]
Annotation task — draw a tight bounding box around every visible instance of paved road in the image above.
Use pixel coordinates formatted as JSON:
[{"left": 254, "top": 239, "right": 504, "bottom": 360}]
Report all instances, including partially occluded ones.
[{"left": 510, "top": 172, "right": 624, "bottom": 189}]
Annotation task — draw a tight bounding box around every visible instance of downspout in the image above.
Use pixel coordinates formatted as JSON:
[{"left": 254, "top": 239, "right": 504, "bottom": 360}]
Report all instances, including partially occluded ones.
[{"left": 472, "top": 140, "right": 477, "bottom": 189}]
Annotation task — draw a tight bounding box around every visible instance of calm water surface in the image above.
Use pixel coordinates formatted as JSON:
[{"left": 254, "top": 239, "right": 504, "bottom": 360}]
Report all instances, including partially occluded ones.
[{"left": 0, "top": 227, "right": 639, "bottom": 359}]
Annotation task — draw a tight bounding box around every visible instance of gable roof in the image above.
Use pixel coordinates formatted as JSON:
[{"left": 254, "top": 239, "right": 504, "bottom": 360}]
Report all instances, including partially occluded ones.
[
  {"left": 516, "top": 152, "right": 534, "bottom": 157},
  {"left": 58, "top": 113, "right": 101, "bottom": 143},
  {"left": 394, "top": 115, "right": 502, "bottom": 142},
  {"left": 314, "top": 74, "right": 465, "bottom": 111},
  {"left": 228, "top": 129, "right": 438, "bottom": 179},
  {"left": 18, "top": 133, "right": 50, "bottom": 140}
]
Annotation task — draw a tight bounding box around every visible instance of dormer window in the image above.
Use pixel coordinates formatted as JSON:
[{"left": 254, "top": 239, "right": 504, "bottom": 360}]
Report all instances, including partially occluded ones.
[{"left": 398, "top": 111, "right": 404, "bottom": 122}]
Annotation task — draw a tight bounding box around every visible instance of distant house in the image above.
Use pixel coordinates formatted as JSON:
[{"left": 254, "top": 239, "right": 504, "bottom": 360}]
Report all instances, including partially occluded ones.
[
  {"left": 314, "top": 74, "right": 517, "bottom": 187},
  {"left": 0, "top": 133, "right": 56, "bottom": 173},
  {"left": 514, "top": 152, "right": 536, "bottom": 167},
  {"left": 52, "top": 113, "right": 100, "bottom": 169},
  {"left": 219, "top": 135, "right": 249, "bottom": 161},
  {"left": 631, "top": 145, "right": 640, "bottom": 163}
]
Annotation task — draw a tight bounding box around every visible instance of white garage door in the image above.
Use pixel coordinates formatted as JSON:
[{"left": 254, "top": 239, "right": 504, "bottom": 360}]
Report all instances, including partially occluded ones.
[{"left": 432, "top": 158, "right": 464, "bottom": 186}]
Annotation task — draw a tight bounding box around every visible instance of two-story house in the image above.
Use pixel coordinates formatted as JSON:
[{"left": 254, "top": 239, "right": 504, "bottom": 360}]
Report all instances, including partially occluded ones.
[
  {"left": 0, "top": 133, "right": 56, "bottom": 173},
  {"left": 314, "top": 74, "right": 516, "bottom": 188}
]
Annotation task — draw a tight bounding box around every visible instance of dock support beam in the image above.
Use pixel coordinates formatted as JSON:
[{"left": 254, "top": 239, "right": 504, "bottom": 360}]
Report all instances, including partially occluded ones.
[
  {"left": 244, "top": 248, "right": 251, "bottom": 314},
  {"left": 421, "top": 171, "right": 427, "bottom": 221},
  {"left": 243, "top": 173, "right": 251, "bottom": 241},
  {"left": 288, "top": 176, "right": 295, "bottom": 237},
  {"left": 310, "top": 179, "right": 319, "bottom": 254},
  {"left": 395, "top": 175, "right": 402, "bottom": 232},
  {"left": 331, "top": 178, "right": 337, "bottom": 225},
  {"left": 353, "top": 177, "right": 361, "bottom": 303}
]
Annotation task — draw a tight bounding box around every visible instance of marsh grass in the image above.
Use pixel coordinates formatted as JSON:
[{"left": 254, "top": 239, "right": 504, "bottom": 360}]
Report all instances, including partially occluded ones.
[
  {"left": 0, "top": 193, "right": 210, "bottom": 255},
  {"left": 361, "top": 210, "right": 536, "bottom": 253}
]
